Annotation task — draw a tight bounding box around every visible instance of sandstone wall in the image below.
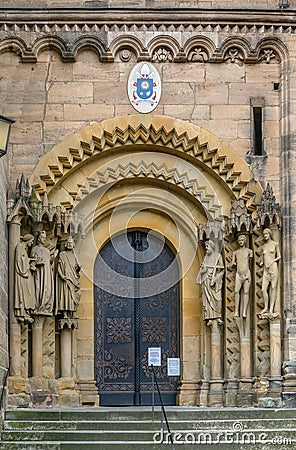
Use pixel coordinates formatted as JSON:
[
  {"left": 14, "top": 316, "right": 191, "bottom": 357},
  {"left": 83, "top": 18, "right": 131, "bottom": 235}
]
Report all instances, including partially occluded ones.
[{"left": 0, "top": 46, "right": 282, "bottom": 198}]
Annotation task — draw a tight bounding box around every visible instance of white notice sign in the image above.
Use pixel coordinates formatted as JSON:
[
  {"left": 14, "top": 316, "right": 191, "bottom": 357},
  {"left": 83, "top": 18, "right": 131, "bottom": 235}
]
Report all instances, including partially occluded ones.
[
  {"left": 148, "top": 347, "right": 161, "bottom": 367},
  {"left": 167, "top": 358, "right": 180, "bottom": 376}
]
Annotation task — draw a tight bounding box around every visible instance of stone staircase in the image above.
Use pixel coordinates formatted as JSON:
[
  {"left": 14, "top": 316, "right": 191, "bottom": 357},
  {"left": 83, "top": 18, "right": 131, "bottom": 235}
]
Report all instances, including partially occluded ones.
[{"left": 1, "top": 407, "right": 296, "bottom": 449}]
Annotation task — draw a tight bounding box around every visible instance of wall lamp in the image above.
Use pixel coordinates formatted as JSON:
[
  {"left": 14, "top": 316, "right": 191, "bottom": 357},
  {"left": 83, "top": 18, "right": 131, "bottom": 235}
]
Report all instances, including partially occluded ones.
[
  {"left": 279, "top": 0, "right": 290, "bottom": 8},
  {"left": 0, "top": 114, "right": 15, "bottom": 157}
]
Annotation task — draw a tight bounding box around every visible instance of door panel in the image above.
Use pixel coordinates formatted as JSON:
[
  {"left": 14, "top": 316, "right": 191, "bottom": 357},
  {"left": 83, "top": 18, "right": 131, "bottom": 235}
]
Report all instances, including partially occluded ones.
[{"left": 94, "top": 231, "right": 180, "bottom": 406}]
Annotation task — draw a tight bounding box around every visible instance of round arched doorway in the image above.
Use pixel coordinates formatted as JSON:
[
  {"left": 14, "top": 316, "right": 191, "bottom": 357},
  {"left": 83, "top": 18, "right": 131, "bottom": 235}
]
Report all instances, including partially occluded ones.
[{"left": 94, "top": 229, "right": 180, "bottom": 406}]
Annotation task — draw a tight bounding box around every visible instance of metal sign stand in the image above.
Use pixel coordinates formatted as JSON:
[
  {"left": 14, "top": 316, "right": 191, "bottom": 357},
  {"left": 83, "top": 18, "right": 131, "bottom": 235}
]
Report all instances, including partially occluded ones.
[{"left": 151, "top": 364, "right": 155, "bottom": 422}]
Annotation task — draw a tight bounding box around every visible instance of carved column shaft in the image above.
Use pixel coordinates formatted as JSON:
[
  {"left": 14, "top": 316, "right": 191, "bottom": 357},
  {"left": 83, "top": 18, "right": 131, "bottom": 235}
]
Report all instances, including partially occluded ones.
[
  {"left": 9, "top": 219, "right": 21, "bottom": 376},
  {"left": 32, "top": 316, "right": 45, "bottom": 377},
  {"left": 208, "top": 320, "right": 223, "bottom": 407},
  {"left": 270, "top": 320, "right": 281, "bottom": 377},
  {"left": 211, "top": 321, "right": 222, "bottom": 380},
  {"left": 61, "top": 327, "right": 72, "bottom": 378},
  {"left": 240, "top": 337, "right": 251, "bottom": 379}
]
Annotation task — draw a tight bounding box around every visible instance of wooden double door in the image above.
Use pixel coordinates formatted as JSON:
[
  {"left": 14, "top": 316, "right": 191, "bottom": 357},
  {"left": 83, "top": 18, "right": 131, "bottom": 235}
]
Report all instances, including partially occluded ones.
[{"left": 94, "top": 230, "right": 180, "bottom": 406}]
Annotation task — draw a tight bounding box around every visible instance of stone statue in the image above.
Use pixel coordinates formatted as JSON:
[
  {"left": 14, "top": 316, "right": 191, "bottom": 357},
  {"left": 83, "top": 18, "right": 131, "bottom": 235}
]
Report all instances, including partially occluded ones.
[
  {"left": 55, "top": 236, "right": 81, "bottom": 319},
  {"left": 260, "top": 228, "right": 281, "bottom": 315},
  {"left": 14, "top": 234, "right": 36, "bottom": 323},
  {"left": 232, "top": 234, "right": 253, "bottom": 318},
  {"left": 197, "top": 240, "right": 224, "bottom": 325},
  {"left": 31, "top": 230, "right": 57, "bottom": 316}
]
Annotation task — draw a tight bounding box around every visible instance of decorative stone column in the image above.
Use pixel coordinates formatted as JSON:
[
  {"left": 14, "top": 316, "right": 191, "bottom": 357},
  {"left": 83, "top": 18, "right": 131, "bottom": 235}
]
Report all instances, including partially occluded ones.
[
  {"left": 32, "top": 316, "right": 45, "bottom": 377},
  {"left": 61, "top": 327, "right": 72, "bottom": 378},
  {"left": 58, "top": 318, "right": 78, "bottom": 378},
  {"left": 236, "top": 309, "right": 253, "bottom": 406},
  {"left": 268, "top": 317, "right": 282, "bottom": 397},
  {"left": 8, "top": 217, "right": 21, "bottom": 377},
  {"left": 208, "top": 319, "right": 223, "bottom": 407},
  {"left": 282, "top": 361, "right": 296, "bottom": 407},
  {"left": 256, "top": 185, "right": 283, "bottom": 404}
]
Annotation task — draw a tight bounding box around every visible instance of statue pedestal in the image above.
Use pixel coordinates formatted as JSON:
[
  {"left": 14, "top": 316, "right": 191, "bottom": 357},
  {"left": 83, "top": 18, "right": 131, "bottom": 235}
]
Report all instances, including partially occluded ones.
[
  {"left": 270, "top": 320, "right": 281, "bottom": 377},
  {"left": 224, "top": 379, "right": 238, "bottom": 406},
  {"left": 199, "top": 380, "right": 209, "bottom": 407},
  {"left": 208, "top": 379, "right": 224, "bottom": 407},
  {"left": 253, "top": 377, "right": 268, "bottom": 405},
  {"left": 32, "top": 316, "right": 45, "bottom": 377},
  {"left": 77, "top": 381, "right": 99, "bottom": 407},
  {"left": 177, "top": 381, "right": 200, "bottom": 406},
  {"left": 268, "top": 376, "right": 282, "bottom": 396},
  {"left": 282, "top": 361, "right": 296, "bottom": 407},
  {"left": 237, "top": 378, "right": 254, "bottom": 406}
]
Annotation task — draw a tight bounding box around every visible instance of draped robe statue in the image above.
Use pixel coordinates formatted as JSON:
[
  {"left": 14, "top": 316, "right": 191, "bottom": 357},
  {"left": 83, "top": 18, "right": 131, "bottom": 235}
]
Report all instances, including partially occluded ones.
[
  {"left": 14, "top": 234, "right": 36, "bottom": 323},
  {"left": 31, "top": 230, "right": 57, "bottom": 316},
  {"left": 197, "top": 240, "right": 224, "bottom": 325},
  {"left": 55, "top": 237, "right": 81, "bottom": 319}
]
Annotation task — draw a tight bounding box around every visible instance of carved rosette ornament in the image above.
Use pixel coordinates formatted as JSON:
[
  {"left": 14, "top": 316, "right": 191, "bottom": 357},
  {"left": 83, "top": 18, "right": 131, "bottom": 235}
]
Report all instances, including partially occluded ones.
[
  {"left": 224, "top": 47, "right": 244, "bottom": 65},
  {"left": 188, "top": 47, "right": 209, "bottom": 62},
  {"left": 258, "top": 48, "right": 280, "bottom": 64},
  {"left": 152, "top": 47, "right": 173, "bottom": 62}
]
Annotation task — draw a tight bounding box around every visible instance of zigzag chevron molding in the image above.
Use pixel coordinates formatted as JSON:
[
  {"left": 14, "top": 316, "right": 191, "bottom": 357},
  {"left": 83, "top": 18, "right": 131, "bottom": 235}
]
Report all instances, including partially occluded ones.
[{"left": 30, "top": 116, "right": 260, "bottom": 210}]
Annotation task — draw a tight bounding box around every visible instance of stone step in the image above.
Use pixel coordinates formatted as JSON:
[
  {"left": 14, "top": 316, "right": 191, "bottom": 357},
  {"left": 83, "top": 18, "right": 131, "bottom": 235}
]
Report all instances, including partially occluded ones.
[
  {"left": 3, "top": 417, "right": 296, "bottom": 431},
  {"left": 1, "top": 408, "right": 296, "bottom": 449},
  {"left": 4, "top": 406, "right": 296, "bottom": 420}
]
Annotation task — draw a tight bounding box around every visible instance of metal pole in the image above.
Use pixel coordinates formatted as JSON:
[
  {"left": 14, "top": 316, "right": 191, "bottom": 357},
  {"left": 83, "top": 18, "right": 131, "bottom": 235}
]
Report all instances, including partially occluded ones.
[
  {"left": 151, "top": 365, "right": 175, "bottom": 450},
  {"left": 152, "top": 365, "right": 155, "bottom": 422},
  {"left": 161, "top": 407, "right": 164, "bottom": 450}
]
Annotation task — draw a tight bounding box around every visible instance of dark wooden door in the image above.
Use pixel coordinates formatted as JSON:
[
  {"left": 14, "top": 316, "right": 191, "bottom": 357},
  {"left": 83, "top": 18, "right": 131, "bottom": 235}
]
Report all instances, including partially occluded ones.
[{"left": 94, "top": 230, "right": 180, "bottom": 406}]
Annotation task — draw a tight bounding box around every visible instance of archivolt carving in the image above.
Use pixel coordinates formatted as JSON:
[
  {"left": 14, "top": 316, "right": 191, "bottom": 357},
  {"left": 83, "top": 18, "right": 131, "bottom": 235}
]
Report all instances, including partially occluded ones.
[
  {"left": 33, "top": 35, "right": 111, "bottom": 62},
  {"left": 148, "top": 35, "right": 184, "bottom": 62},
  {"left": 184, "top": 36, "right": 215, "bottom": 62},
  {"left": 0, "top": 31, "right": 288, "bottom": 64},
  {"left": 109, "top": 35, "right": 147, "bottom": 61},
  {"left": 0, "top": 36, "right": 37, "bottom": 62},
  {"left": 30, "top": 116, "right": 260, "bottom": 210},
  {"left": 220, "top": 37, "right": 252, "bottom": 63},
  {"left": 255, "top": 37, "right": 289, "bottom": 62},
  {"left": 71, "top": 35, "right": 112, "bottom": 62},
  {"left": 74, "top": 160, "right": 222, "bottom": 220}
]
